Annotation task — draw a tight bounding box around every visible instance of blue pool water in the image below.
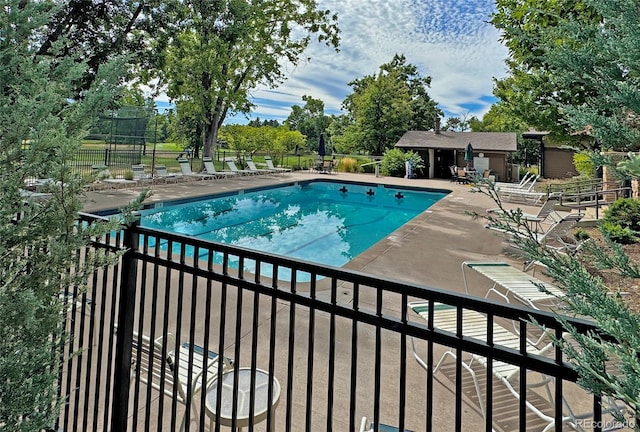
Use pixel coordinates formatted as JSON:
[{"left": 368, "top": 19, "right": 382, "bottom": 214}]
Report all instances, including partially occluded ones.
[{"left": 139, "top": 181, "right": 447, "bottom": 276}]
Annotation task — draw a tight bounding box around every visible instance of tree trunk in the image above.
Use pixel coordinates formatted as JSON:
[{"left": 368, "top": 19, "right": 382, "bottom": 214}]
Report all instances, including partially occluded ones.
[{"left": 203, "top": 113, "right": 220, "bottom": 159}]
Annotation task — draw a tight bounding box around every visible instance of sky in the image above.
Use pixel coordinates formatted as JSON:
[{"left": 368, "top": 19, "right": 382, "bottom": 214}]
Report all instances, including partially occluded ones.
[{"left": 155, "top": 0, "right": 509, "bottom": 125}]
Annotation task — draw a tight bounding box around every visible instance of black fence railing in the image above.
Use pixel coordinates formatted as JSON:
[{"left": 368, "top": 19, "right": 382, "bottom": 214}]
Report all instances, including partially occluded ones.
[
  {"left": 71, "top": 149, "right": 347, "bottom": 179},
  {"left": 54, "top": 213, "right": 625, "bottom": 432}
]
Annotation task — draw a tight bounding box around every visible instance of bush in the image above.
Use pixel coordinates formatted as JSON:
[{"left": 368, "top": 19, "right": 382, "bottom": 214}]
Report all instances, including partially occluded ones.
[
  {"left": 601, "top": 198, "right": 640, "bottom": 243},
  {"left": 573, "top": 152, "right": 596, "bottom": 178},
  {"left": 519, "top": 166, "right": 538, "bottom": 178},
  {"left": 600, "top": 221, "right": 638, "bottom": 244},
  {"left": 574, "top": 228, "right": 591, "bottom": 241},
  {"left": 338, "top": 157, "right": 362, "bottom": 173},
  {"left": 381, "top": 148, "right": 425, "bottom": 177}
]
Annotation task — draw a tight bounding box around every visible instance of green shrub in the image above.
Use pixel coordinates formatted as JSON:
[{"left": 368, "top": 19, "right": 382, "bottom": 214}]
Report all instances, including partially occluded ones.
[
  {"left": 603, "top": 198, "right": 640, "bottom": 230},
  {"left": 338, "top": 157, "right": 362, "bottom": 173},
  {"left": 381, "top": 148, "right": 424, "bottom": 177},
  {"left": 573, "top": 152, "right": 596, "bottom": 178},
  {"left": 600, "top": 221, "right": 638, "bottom": 244},
  {"left": 601, "top": 198, "right": 640, "bottom": 243},
  {"left": 519, "top": 166, "right": 538, "bottom": 177},
  {"left": 574, "top": 228, "right": 591, "bottom": 241}
]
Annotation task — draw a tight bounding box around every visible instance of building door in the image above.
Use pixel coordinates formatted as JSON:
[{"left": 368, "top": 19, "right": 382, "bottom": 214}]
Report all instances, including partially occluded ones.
[{"left": 434, "top": 149, "right": 455, "bottom": 179}]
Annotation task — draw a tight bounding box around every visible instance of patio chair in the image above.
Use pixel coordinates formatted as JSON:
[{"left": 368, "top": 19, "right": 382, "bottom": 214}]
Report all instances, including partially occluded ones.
[
  {"left": 246, "top": 158, "right": 274, "bottom": 175},
  {"left": 132, "top": 164, "right": 153, "bottom": 185},
  {"left": 461, "top": 261, "right": 566, "bottom": 310},
  {"left": 226, "top": 160, "right": 255, "bottom": 176},
  {"left": 128, "top": 330, "right": 233, "bottom": 432},
  {"left": 178, "top": 158, "right": 216, "bottom": 181},
  {"left": 154, "top": 165, "right": 180, "bottom": 183},
  {"left": 494, "top": 171, "right": 534, "bottom": 189},
  {"left": 265, "top": 156, "right": 291, "bottom": 174},
  {"left": 487, "top": 194, "right": 566, "bottom": 232},
  {"left": 359, "top": 417, "right": 413, "bottom": 432},
  {"left": 91, "top": 165, "right": 137, "bottom": 189},
  {"left": 202, "top": 156, "right": 236, "bottom": 179},
  {"left": 407, "top": 301, "right": 592, "bottom": 431},
  {"left": 485, "top": 212, "right": 585, "bottom": 256},
  {"left": 448, "top": 165, "right": 458, "bottom": 182}
]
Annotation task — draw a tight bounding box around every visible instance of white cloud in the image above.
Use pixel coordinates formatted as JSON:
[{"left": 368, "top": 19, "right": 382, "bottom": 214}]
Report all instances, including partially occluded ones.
[
  {"left": 155, "top": 0, "right": 509, "bottom": 124},
  {"left": 247, "top": 0, "right": 508, "bottom": 123}
]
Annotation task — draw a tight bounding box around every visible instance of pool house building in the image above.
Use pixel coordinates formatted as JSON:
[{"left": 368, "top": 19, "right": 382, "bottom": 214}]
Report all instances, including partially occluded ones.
[{"left": 395, "top": 130, "right": 517, "bottom": 182}]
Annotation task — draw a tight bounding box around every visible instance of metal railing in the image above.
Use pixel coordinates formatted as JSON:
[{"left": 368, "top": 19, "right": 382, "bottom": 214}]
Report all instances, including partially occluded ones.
[
  {"left": 546, "top": 178, "right": 607, "bottom": 196},
  {"left": 54, "top": 213, "right": 618, "bottom": 432},
  {"left": 559, "top": 187, "right": 631, "bottom": 219},
  {"left": 70, "top": 148, "right": 381, "bottom": 178}
]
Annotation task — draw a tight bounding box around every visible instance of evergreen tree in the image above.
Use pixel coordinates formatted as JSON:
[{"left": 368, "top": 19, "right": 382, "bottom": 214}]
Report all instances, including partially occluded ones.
[
  {"left": 0, "top": 3, "right": 142, "bottom": 428},
  {"left": 474, "top": 176, "right": 640, "bottom": 428},
  {"left": 492, "top": 0, "right": 640, "bottom": 150}
]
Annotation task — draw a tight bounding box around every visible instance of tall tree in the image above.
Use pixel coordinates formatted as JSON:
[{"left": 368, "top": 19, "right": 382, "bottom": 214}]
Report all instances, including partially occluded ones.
[
  {"left": 443, "top": 116, "right": 470, "bottom": 132},
  {"left": 491, "top": 0, "right": 600, "bottom": 140},
  {"left": 342, "top": 55, "right": 439, "bottom": 154},
  {"left": 381, "top": 54, "right": 441, "bottom": 131},
  {"left": 541, "top": 0, "right": 640, "bottom": 150},
  {"left": 469, "top": 102, "right": 528, "bottom": 133},
  {"left": 285, "top": 95, "right": 331, "bottom": 151},
  {"left": 350, "top": 72, "right": 412, "bottom": 154},
  {"left": 35, "top": 0, "right": 180, "bottom": 97},
  {"left": 163, "top": 0, "right": 340, "bottom": 160},
  {"left": 1, "top": 2, "right": 134, "bottom": 429}
]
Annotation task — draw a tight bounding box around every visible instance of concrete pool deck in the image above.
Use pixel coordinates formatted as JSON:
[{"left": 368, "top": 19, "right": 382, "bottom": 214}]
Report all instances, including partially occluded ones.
[{"left": 80, "top": 171, "right": 564, "bottom": 431}]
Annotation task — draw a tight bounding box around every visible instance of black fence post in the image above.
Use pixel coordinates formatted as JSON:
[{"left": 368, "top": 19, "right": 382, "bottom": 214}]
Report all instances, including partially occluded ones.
[{"left": 110, "top": 215, "right": 140, "bottom": 432}]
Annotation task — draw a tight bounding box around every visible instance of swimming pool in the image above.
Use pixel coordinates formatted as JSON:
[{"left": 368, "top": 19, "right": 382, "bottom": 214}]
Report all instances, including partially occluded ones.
[{"left": 139, "top": 180, "right": 448, "bottom": 277}]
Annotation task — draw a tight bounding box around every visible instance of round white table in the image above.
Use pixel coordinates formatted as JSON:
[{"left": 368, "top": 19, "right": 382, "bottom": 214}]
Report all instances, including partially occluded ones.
[{"left": 205, "top": 367, "right": 281, "bottom": 431}]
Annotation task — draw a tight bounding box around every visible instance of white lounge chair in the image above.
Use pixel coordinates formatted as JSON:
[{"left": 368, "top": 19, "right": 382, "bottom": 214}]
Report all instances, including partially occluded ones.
[
  {"left": 487, "top": 194, "right": 567, "bottom": 232},
  {"left": 494, "top": 171, "right": 534, "bottom": 189},
  {"left": 132, "top": 164, "right": 153, "bottom": 185},
  {"left": 461, "top": 261, "right": 565, "bottom": 309},
  {"left": 128, "top": 331, "right": 233, "bottom": 432},
  {"left": 178, "top": 158, "right": 216, "bottom": 181},
  {"left": 154, "top": 165, "right": 180, "bottom": 183},
  {"left": 245, "top": 158, "right": 274, "bottom": 175},
  {"left": 202, "top": 157, "right": 236, "bottom": 179},
  {"left": 497, "top": 187, "right": 545, "bottom": 205},
  {"left": 485, "top": 212, "right": 584, "bottom": 255},
  {"left": 225, "top": 160, "right": 255, "bottom": 176},
  {"left": 498, "top": 174, "right": 539, "bottom": 191},
  {"left": 408, "top": 301, "right": 597, "bottom": 431},
  {"left": 265, "top": 156, "right": 291, "bottom": 174}
]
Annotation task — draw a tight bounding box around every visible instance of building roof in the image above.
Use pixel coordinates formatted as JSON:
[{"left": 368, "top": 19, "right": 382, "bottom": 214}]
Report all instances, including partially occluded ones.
[
  {"left": 522, "top": 130, "right": 549, "bottom": 139},
  {"left": 395, "top": 131, "right": 517, "bottom": 152}
]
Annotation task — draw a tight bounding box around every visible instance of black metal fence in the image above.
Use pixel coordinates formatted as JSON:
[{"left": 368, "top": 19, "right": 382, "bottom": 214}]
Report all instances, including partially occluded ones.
[
  {"left": 71, "top": 148, "right": 378, "bottom": 179},
  {"left": 55, "top": 213, "right": 621, "bottom": 432}
]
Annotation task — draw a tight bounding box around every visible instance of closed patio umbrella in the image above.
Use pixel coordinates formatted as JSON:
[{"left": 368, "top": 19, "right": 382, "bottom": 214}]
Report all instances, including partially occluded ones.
[
  {"left": 313, "top": 133, "right": 327, "bottom": 173},
  {"left": 318, "top": 133, "right": 326, "bottom": 159},
  {"left": 464, "top": 142, "right": 474, "bottom": 168}
]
